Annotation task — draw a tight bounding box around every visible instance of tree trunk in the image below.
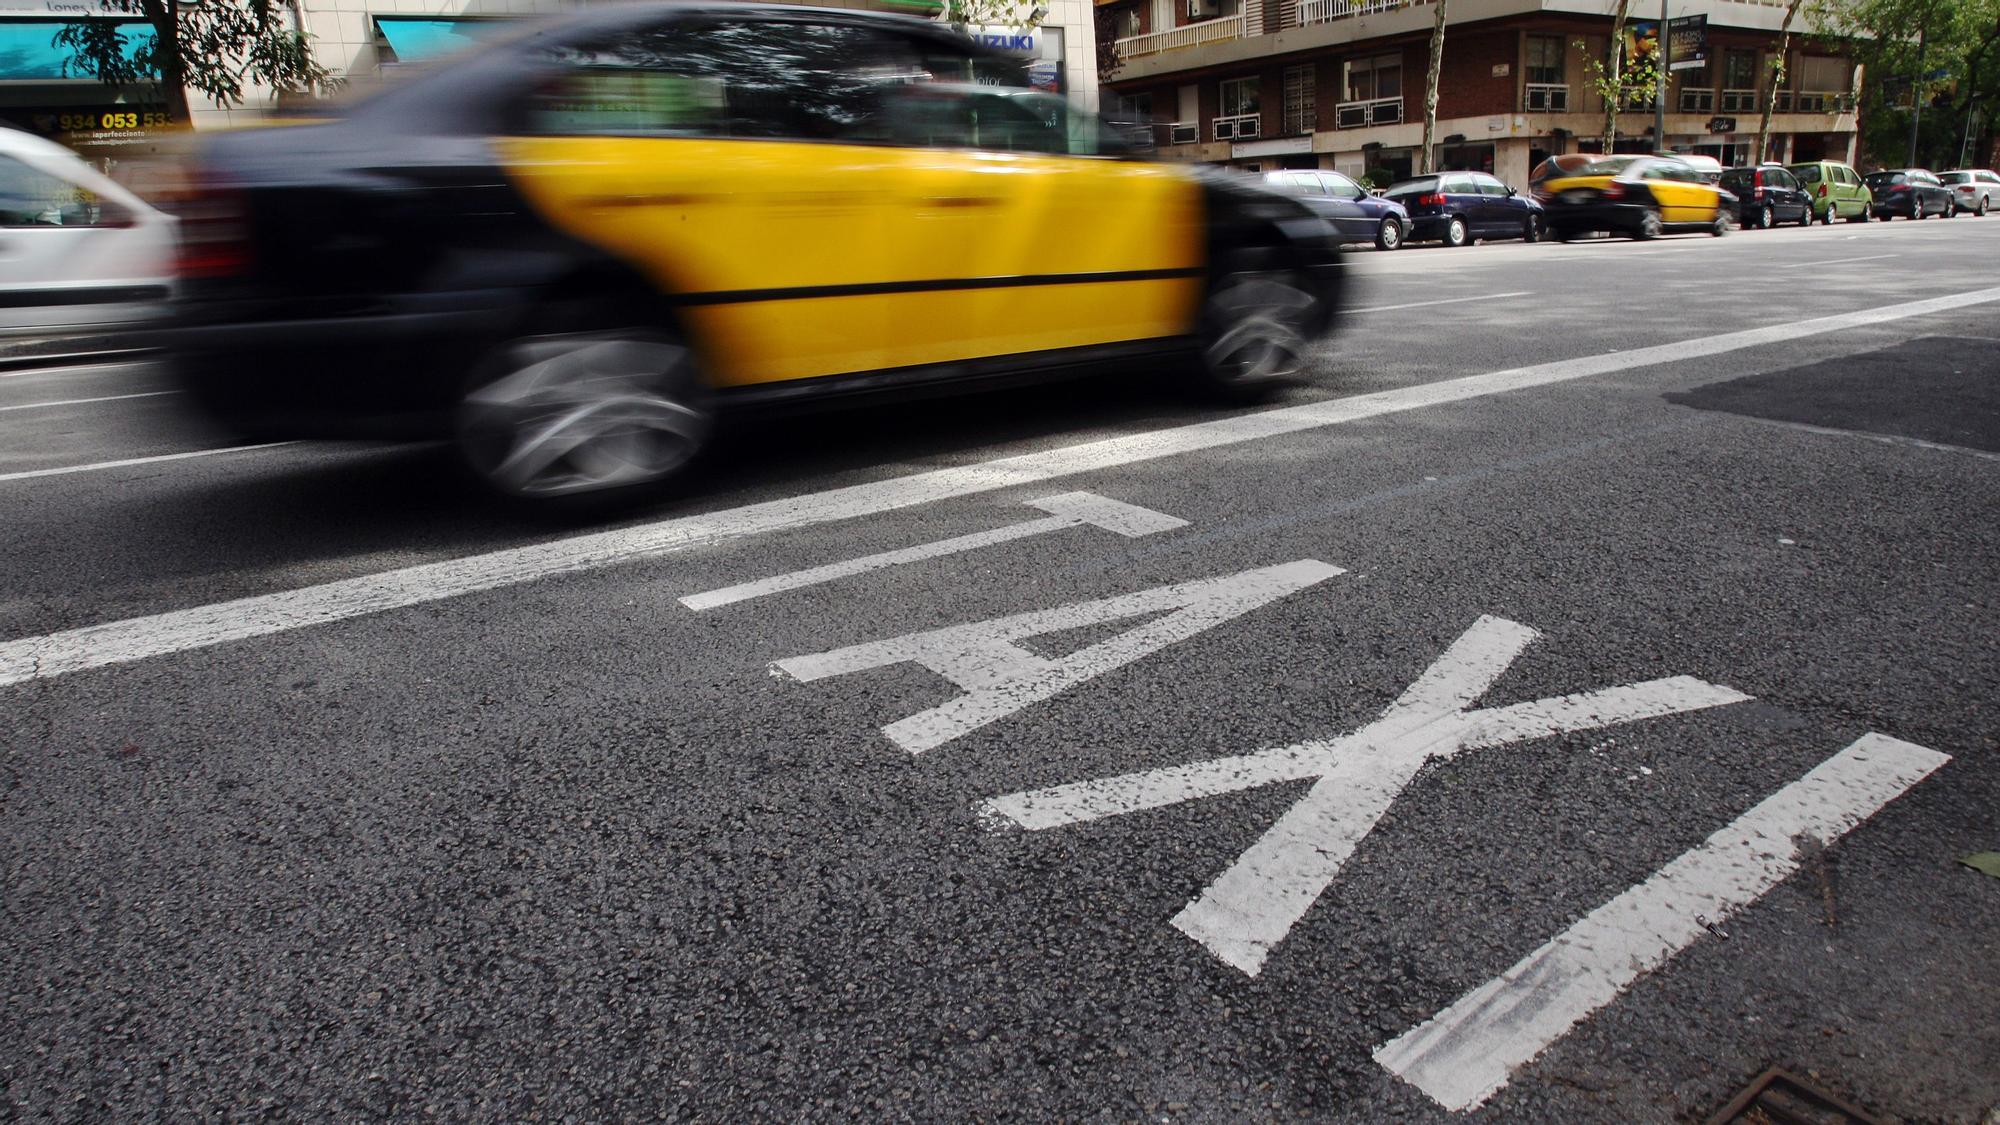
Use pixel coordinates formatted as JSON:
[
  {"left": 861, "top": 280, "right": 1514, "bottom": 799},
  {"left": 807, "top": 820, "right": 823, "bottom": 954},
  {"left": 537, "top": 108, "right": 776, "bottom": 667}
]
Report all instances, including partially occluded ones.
[
  {"left": 139, "top": 0, "right": 192, "bottom": 125},
  {"left": 1755, "top": 0, "right": 1804, "bottom": 164},
  {"left": 1603, "top": 0, "right": 1633, "bottom": 153},
  {"left": 1421, "top": 0, "right": 1448, "bottom": 174}
]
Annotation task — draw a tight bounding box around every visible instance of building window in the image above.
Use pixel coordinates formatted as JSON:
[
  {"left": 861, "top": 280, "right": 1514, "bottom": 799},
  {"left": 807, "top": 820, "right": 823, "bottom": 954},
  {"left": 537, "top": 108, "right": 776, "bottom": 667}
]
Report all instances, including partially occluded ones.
[
  {"left": 1722, "top": 48, "right": 1757, "bottom": 90},
  {"left": 1220, "top": 76, "right": 1259, "bottom": 118},
  {"left": 1525, "top": 34, "right": 1563, "bottom": 85},
  {"left": 1343, "top": 52, "right": 1401, "bottom": 103},
  {"left": 1115, "top": 6, "right": 1141, "bottom": 38},
  {"left": 1283, "top": 64, "right": 1315, "bottom": 134}
]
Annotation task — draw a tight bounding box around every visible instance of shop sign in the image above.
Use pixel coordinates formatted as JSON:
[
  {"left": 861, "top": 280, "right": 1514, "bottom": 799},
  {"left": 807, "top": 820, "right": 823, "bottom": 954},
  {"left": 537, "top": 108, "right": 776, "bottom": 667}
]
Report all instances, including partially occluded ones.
[
  {"left": 965, "top": 25, "right": 1041, "bottom": 53},
  {"left": 0, "top": 0, "right": 125, "bottom": 11},
  {"left": 1232, "top": 135, "right": 1312, "bottom": 159},
  {"left": 1706, "top": 116, "right": 1737, "bottom": 134}
]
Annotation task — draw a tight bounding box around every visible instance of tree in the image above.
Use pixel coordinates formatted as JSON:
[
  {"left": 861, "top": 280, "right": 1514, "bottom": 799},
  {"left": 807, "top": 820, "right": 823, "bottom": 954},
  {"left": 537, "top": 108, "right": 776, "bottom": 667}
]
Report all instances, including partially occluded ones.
[
  {"left": 57, "top": 0, "right": 338, "bottom": 125},
  {"left": 1601, "top": 0, "right": 1635, "bottom": 153},
  {"left": 1805, "top": 0, "right": 2000, "bottom": 167},
  {"left": 1419, "top": 0, "right": 1448, "bottom": 174},
  {"left": 1755, "top": 0, "right": 1807, "bottom": 164}
]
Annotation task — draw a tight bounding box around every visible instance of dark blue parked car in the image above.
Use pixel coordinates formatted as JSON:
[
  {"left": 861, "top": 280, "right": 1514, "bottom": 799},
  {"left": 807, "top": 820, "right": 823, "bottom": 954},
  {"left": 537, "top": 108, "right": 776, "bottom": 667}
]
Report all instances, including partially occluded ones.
[
  {"left": 1382, "top": 170, "right": 1544, "bottom": 247},
  {"left": 1261, "top": 169, "right": 1412, "bottom": 251}
]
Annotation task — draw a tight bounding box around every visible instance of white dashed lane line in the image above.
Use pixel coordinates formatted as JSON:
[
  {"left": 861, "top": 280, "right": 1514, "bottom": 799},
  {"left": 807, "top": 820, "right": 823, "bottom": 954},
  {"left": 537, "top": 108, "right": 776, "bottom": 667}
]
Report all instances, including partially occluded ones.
[
  {"left": 0, "top": 442, "right": 296, "bottom": 484},
  {"left": 2, "top": 283, "right": 1999, "bottom": 690},
  {"left": 0, "top": 390, "right": 181, "bottom": 412}
]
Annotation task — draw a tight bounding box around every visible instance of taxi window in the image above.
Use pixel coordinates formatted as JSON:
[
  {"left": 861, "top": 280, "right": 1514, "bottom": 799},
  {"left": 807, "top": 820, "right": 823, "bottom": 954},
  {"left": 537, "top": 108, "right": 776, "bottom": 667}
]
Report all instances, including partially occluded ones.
[
  {"left": 882, "top": 86, "right": 1121, "bottom": 157},
  {"left": 525, "top": 20, "right": 952, "bottom": 141}
]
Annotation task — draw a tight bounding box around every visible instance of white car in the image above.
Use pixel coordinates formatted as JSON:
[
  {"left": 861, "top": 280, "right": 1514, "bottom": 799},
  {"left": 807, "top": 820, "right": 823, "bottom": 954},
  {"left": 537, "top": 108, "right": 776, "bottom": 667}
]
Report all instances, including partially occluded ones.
[
  {"left": 0, "top": 127, "right": 174, "bottom": 334},
  {"left": 1939, "top": 169, "right": 2000, "bottom": 216}
]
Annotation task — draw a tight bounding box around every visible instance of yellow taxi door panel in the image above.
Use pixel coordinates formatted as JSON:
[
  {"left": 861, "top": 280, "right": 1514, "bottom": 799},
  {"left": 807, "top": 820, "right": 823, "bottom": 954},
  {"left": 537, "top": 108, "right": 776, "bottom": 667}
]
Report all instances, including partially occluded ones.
[
  {"left": 499, "top": 136, "right": 904, "bottom": 386},
  {"left": 874, "top": 144, "right": 1204, "bottom": 370}
]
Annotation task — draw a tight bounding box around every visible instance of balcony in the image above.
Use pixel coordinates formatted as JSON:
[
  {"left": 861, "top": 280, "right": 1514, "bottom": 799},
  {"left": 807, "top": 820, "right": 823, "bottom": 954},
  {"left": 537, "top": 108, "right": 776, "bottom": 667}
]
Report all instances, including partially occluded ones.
[
  {"left": 1719, "top": 88, "right": 1759, "bottom": 113},
  {"left": 1115, "top": 14, "right": 1244, "bottom": 60},
  {"left": 1213, "top": 112, "right": 1261, "bottom": 140},
  {"left": 1523, "top": 82, "right": 1568, "bottom": 112},
  {"left": 1297, "top": 0, "right": 1400, "bottom": 26},
  {"left": 1777, "top": 90, "right": 1853, "bottom": 113},
  {"left": 1335, "top": 95, "right": 1402, "bottom": 129},
  {"left": 1678, "top": 87, "right": 1715, "bottom": 112}
]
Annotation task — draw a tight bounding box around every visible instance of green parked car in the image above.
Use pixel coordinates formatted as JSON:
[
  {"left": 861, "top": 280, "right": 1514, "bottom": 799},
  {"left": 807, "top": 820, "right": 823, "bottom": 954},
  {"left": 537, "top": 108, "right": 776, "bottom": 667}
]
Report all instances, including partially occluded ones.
[{"left": 1786, "top": 160, "right": 1872, "bottom": 223}]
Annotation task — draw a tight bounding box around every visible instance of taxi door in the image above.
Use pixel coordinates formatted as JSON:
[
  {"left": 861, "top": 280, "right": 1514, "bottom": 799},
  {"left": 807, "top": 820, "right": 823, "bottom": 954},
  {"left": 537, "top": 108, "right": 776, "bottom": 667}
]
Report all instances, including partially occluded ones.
[
  {"left": 1642, "top": 162, "right": 1710, "bottom": 224},
  {"left": 869, "top": 85, "right": 1204, "bottom": 369}
]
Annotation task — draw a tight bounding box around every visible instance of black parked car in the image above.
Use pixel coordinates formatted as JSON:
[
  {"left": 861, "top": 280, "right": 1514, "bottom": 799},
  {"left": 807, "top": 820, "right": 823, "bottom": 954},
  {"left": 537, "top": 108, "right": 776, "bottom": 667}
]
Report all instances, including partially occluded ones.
[
  {"left": 1261, "top": 169, "right": 1411, "bottom": 250},
  {"left": 1718, "top": 164, "right": 1812, "bottom": 228},
  {"left": 1866, "top": 169, "right": 1955, "bottom": 219},
  {"left": 1382, "top": 171, "right": 1545, "bottom": 247}
]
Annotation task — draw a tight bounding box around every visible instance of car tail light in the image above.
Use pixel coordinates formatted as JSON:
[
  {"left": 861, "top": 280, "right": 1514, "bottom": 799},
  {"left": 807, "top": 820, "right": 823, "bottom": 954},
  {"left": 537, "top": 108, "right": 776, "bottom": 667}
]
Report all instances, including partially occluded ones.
[
  {"left": 1416, "top": 192, "right": 1446, "bottom": 207},
  {"left": 1603, "top": 182, "right": 1625, "bottom": 201},
  {"left": 170, "top": 170, "right": 253, "bottom": 280},
  {"left": 1818, "top": 183, "right": 1829, "bottom": 197},
  {"left": 1890, "top": 184, "right": 1911, "bottom": 194}
]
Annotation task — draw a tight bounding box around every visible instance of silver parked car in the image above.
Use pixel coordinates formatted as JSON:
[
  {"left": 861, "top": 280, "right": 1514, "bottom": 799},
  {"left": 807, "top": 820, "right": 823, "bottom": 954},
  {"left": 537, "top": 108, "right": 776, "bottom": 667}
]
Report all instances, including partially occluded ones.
[{"left": 1939, "top": 169, "right": 2000, "bottom": 216}]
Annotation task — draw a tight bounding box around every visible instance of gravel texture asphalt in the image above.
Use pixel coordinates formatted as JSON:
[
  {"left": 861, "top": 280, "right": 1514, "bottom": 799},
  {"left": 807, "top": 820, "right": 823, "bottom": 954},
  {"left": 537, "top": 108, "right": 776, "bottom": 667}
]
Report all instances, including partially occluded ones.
[{"left": 2, "top": 215, "right": 1997, "bottom": 1122}]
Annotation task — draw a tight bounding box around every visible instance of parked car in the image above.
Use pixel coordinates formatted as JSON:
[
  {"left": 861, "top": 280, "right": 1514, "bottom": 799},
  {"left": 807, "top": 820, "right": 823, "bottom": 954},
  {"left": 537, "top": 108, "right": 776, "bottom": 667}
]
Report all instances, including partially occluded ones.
[
  {"left": 1260, "top": 169, "right": 1411, "bottom": 250},
  {"left": 1381, "top": 171, "right": 1545, "bottom": 247},
  {"left": 164, "top": 4, "right": 1345, "bottom": 508},
  {"left": 1866, "top": 168, "right": 1955, "bottom": 219},
  {"left": 1718, "top": 164, "right": 1813, "bottom": 228},
  {"left": 1785, "top": 159, "right": 1871, "bottom": 223},
  {"left": 1939, "top": 169, "right": 2000, "bottom": 216},
  {"left": 1539, "top": 154, "right": 1732, "bottom": 241},
  {"left": 0, "top": 126, "right": 175, "bottom": 334}
]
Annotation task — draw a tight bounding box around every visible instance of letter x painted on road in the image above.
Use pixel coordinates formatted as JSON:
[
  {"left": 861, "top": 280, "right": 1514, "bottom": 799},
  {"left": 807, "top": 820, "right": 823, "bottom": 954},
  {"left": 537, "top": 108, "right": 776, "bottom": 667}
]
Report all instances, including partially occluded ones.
[{"left": 981, "top": 615, "right": 1754, "bottom": 976}]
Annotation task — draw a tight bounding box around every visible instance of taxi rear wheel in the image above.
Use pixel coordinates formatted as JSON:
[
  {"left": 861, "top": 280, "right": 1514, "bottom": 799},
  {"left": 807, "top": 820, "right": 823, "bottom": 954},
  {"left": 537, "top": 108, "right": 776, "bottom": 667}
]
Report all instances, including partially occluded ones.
[
  {"left": 456, "top": 316, "right": 710, "bottom": 509},
  {"left": 1190, "top": 261, "right": 1318, "bottom": 403},
  {"left": 1711, "top": 210, "right": 1732, "bottom": 237},
  {"left": 1632, "top": 209, "right": 1663, "bottom": 240}
]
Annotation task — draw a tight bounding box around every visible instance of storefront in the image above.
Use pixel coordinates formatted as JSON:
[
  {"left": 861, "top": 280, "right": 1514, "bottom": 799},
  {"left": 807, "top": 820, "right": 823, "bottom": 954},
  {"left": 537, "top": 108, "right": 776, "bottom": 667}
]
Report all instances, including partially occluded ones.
[{"left": 0, "top": 8, "right": 175, "bottom": 170}]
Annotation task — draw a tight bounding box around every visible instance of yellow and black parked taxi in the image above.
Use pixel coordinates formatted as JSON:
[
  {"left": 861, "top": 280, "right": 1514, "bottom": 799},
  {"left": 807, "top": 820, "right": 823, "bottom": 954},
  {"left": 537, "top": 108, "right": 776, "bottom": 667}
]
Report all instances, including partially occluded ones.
[
  {"left": 1538, "top": 155, "right": 1733, "bottom": 242},
  {"left": 166, "top": 4, "right": 1343, "bottom": 507}
]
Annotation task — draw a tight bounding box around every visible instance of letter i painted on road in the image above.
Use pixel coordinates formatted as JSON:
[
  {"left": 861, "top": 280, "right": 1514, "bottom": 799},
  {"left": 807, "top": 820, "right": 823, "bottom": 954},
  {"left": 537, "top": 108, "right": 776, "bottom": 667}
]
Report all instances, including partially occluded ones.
[{"left": 771, "top": 559, "right": 1345, "bottom": 755}]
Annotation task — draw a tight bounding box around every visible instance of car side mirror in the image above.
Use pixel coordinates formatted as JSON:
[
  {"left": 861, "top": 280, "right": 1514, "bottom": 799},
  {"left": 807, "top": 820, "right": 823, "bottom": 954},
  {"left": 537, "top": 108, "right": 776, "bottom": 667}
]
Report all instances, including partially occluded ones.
[{"left": 1506, "top": 186, "right": 1517, "bottom": 197}]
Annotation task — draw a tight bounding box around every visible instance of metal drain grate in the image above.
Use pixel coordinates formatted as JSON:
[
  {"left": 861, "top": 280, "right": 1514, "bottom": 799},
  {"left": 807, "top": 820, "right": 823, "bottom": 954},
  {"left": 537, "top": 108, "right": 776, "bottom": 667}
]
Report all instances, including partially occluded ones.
[{"left": 1706, "top": 1067, "right": 1887, "bottom": 1125}]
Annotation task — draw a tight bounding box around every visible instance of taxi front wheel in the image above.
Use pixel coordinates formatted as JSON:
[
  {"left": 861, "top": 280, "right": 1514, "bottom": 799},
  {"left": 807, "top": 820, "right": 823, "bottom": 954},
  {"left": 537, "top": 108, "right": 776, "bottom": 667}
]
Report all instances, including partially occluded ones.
[
  {"left": 1189, "top": 262, "right": 1318, "bottom": 403},
  {"left": 456, "top": 320, "right": 711, "bottom": 509}
]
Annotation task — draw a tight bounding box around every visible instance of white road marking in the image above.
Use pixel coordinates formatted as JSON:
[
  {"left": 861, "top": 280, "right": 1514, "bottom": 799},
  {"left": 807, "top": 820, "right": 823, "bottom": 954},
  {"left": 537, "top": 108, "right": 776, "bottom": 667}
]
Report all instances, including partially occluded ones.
[
  {"left": 1785, "top": 253, "right": 1898, "bottom": 268},
  {"left": 1374, "top": 732, "right": 1949, "bottom": 1112},
  {"left": 680, "top": 492, "right": 1186, "bottom": 611},
  {"left": 0, "top": 442, "right": 295, "bottom": 485},
  {"left": 773, "top": 560, "right": 1341, "bottom": 755},
  {"left": 1735, "top": 416, "right": 2000, "bottom": 464},
  {"left": 1348, "top": 292, "right": 1532, "bottom": 314},
  {"left": 981, "top": 615, "right": 1751, "bottom": 975},
  {"left": 3, "top": 285, "right": 1998, "bottom": 690},
  {"left": 0, "top": 390, "right": 180, "bottom": 412}
]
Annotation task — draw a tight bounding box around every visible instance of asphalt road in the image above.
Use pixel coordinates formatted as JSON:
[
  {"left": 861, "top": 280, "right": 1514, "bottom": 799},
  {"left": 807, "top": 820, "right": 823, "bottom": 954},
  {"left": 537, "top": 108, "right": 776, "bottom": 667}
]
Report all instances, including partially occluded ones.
[{"left": 3, "top": 214, "right": 1998, "bottom": 1123}]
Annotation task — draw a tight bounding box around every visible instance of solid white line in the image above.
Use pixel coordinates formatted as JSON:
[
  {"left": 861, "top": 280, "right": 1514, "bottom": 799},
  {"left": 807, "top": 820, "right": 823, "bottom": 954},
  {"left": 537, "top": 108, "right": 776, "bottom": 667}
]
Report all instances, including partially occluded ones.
[
  {"left": 1734, "top": 416, "right": 2000, "bottom": 464},
  {"left": 680, "top": 492, "right": 1186, "bottom": 611},
  {"left": 3, "top": 285, "right": 1999, "bottom": 689},
  {"left": 1349, "top": 292, "right": 1531, "bottom": 314},
  {"left": 0, "top": 390, "right": 179, "bottom": 412},
  {"left": 1373, "top": 732, "right": 1950, "bottom": 1112},
  {"left": 0, "top": 442, "right": 295, "bottom": 485},
  {"left": 1785, "top": 253, "right": 1898, "bottom": 268}
]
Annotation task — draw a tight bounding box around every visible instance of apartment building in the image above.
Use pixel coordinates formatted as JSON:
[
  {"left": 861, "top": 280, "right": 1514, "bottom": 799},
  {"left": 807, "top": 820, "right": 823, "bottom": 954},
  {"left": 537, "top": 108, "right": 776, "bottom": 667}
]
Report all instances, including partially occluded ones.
[{"left": 1098, "top": 0, "right": 1861, "bottom": 188}]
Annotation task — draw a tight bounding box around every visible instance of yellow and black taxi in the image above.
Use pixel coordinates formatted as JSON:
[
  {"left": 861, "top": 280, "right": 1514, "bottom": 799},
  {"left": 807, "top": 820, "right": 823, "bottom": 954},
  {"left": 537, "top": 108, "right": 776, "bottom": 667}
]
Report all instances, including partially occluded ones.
[
  {"left": 165, "top": 4, "right": 1343, "bottom": 507},
  {"left": 1537, "top": 155, "right": 1733, "bottom": 242}
]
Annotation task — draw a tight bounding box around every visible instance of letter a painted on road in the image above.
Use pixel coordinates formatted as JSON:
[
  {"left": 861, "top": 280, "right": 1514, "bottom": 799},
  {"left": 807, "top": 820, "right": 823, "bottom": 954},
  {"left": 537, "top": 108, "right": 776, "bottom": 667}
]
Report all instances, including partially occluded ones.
[{"left": 772, "top": 560, "right": 1344, "bottom": 755}]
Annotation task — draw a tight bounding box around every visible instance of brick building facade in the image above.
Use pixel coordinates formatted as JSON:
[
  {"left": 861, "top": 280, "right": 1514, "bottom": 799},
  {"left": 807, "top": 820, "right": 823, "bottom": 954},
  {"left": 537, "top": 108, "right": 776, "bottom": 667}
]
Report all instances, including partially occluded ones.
[{"left": 1098, "top": 0, "right": 1860, "bottom": 189}]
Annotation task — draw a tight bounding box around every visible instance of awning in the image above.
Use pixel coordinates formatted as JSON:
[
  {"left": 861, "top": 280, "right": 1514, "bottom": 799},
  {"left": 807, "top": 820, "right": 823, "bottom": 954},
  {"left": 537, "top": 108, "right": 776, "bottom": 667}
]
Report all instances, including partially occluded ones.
[
  {"left": 374, "top": 17, "right": 506, "bottom": 64},
  {"left": 0, "top": 19, "right": 155, "bottom": 82}
]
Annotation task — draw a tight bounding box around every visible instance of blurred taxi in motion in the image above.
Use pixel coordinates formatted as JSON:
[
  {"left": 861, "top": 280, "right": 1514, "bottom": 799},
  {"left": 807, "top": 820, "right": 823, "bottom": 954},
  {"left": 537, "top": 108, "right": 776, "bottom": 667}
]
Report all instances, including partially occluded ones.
[
  {"left": 165, "top": 3, "right": 1342, "bottom": 508},
  {"left": 1538, "top": 155, "right": 1732, "bottom": 241}
]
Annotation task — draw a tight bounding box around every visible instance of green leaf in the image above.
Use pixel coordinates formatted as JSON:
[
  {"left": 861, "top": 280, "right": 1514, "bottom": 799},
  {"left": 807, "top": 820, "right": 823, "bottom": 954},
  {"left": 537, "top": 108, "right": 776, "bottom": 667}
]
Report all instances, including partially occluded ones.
[{"left": 1961, "top": 852, "right": 2000, "bottom": 878}]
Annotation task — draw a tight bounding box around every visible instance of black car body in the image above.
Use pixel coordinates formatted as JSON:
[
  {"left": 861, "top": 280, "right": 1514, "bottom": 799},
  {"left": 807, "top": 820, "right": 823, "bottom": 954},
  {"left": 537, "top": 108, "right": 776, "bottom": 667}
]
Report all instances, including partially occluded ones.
[
  {"left": 1381, "top": 171, "right": 1545, "bottom": 247},
  {"left": 160, "top": 3, "right": 1344, "bottom": 506},
  {"left": 1866, "top": 169, "right": 1954, "bottom": 219},
  {"left": 1260, "top": 169, "right": 1412, "bottom": 249},
  {"left": 1718, "top": 164, "right": 1812, "bottom": 228}
]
